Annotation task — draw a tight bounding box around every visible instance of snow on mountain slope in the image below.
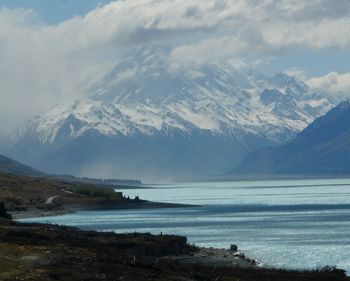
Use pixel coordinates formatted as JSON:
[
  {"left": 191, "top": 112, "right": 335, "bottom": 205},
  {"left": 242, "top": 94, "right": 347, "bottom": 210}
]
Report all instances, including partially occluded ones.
[
  {"left": 3, "top": 46, "right": 333, "bottom": 179},
  {"left": 233, "top": 101, "right": 350, "bottom": 175}
]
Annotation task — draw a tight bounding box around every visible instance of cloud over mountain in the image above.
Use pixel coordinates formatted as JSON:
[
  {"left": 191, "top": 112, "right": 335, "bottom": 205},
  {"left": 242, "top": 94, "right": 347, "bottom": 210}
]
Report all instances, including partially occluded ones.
[{"left": 0, "top": 0, "right": 349, "bottom": 136}]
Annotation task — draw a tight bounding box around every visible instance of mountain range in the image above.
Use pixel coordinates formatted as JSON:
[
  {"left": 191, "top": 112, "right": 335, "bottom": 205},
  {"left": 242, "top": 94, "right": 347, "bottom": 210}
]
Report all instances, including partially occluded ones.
[
  {"left": 0, "top": 154, "right": 44, "bottom": 177},
  {"left": 1, "top": 46, "right": 333, "bottom": 180},
  {"left": 0, "top": 153, "right": 141, "bottom": 187},
  {"left": 233, "top": 101, "right": 350, "bottom": 175}
]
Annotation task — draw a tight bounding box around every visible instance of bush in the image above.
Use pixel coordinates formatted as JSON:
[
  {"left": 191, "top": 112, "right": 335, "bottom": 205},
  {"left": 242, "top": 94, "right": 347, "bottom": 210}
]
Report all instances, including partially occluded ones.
[
  {"left": 0, "top": 201, "right": 12, "bottom": 220},
  {"left": 320, "top": 266, "right": 347, "bottom": 276},
  {"left": 67, "top": 185, "right": 121, "bottom": 200}
]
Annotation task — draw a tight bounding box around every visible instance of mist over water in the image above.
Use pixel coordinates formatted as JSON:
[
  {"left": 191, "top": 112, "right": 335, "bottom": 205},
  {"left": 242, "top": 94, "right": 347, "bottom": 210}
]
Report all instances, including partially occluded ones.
[{"left": 21, "top": 178, "right": 350, "bottom": 272}]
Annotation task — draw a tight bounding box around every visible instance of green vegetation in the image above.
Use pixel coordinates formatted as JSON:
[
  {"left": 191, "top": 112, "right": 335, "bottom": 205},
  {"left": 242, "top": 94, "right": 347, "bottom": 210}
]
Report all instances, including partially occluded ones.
[
  {"left": 0, "top": 201, "right": 11, "bottom": 220},
  {"left": 0, "top": 243, "right": 48, "bottom": 280},
  {"left": 66, "top": 184, "right": 122, "bottom": 200},
  {"left": 0, "top": 173, "right": 125, "bottom": 217}
]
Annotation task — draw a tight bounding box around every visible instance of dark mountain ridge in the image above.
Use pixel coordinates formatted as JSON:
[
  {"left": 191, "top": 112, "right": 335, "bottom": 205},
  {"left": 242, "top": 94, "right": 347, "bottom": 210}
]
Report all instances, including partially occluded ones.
[
  {"left": 0, "top": 154, "right": 44, "bottom": 177},
  {"left": 0, "top": 153, "right": 141, "bottom": 186},
  {"left": 233, "top": 101, "right": 350, "bottom": 175}
]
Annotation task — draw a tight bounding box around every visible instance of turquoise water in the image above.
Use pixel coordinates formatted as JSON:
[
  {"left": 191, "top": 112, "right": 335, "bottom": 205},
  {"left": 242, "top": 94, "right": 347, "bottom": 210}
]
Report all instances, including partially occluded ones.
[{"left": 20, "top": 178, "right": 350, "bottom": 272}]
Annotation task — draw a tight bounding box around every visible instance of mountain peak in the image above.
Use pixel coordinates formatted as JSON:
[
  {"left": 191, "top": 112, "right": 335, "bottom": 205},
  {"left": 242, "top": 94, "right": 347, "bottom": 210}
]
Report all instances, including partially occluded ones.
[
  {"left": 274, "top": 72, "right": 292, "bottom": 82},
  {"left": 132, "top": 44, "right": 165, "bottom": 58},
  {"left": 122, "top": 44, "right": 168, "bottom": 69},
  {"left": 273, "top": 72, "right": 308, "bottom": 92},
  {"left": 333, "top": 100, "right": 350, "bottom": 113},
  {"left": 2, "top": 47, "right": 334, "bottom": 178}
]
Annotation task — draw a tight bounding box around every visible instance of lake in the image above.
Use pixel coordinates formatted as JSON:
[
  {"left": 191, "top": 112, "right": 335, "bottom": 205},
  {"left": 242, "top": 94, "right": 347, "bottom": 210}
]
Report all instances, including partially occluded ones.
[{"left": 20, "top": 178, "right": 350, "bottom": 272}]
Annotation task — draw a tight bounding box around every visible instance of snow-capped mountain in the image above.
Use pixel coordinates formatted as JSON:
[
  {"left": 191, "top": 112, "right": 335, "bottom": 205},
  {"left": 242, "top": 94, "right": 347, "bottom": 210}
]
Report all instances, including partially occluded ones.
[
  {"left": 2, "top": 46, "right": 333, "bottom": 180},
  {"left": 233, "top": 101, "right": 350, "bottom": 175}
]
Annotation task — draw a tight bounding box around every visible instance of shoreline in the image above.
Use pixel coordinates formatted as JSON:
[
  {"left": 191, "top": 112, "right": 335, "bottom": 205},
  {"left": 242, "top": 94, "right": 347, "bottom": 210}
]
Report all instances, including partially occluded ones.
[
  {"left": 168, "top": 174, "right": 350, "bottom": 183},
  {"left": 12, "top": 200, "right": 198, "bottom": 220},
  {"left": 166, "top": 246, "right": 261, "bottom": 268},
  {"left": 1, "top": 218, "right": 347, "bottom": 280},
  {"left": 9, "top": 200, "right": 260, "bottom": 270},
  {"left": 11, "top": 201, "right": 259, "bottom": 269}
]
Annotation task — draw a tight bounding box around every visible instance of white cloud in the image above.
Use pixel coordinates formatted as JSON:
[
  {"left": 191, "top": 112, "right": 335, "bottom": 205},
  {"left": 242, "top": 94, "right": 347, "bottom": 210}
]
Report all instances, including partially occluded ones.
[
  {"left": 284, "top": 68, "right": 306, "bottom": 80},
  {"left": 283, "top": 68, "right": 350, "bottom": 101},
  {"left": 307, "top": 72, "right": 350, "bottom": 101},
  {"left": 0, "top": 0, "right": 350, "bottom": 135}
]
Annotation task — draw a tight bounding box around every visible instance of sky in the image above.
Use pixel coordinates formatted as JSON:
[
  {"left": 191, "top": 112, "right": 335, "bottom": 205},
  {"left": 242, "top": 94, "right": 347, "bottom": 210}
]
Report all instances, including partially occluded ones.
[
  {"left": 0, "top": 0, "right": 349, "bottom": 137},
  {"left": 0, "top": 0, "right": 111, "bottom": 24}
]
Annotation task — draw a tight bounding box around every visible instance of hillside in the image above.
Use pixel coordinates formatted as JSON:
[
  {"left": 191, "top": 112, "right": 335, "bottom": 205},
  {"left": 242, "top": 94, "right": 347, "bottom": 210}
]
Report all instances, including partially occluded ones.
[
  {"left": 0, "top": 173, "right": 122, "bottom": 214},
  {"left": 0, "top": 154, "right": 141, "bottom": 187},
  {"left": 233, "top": 101, "right": 350, "bottom": 175},
  {"left": 0, "top": 154, "right": 44, "bottom": 177},
  {"left": 0, "top": 173, "right": 191, "bottom": 219}
]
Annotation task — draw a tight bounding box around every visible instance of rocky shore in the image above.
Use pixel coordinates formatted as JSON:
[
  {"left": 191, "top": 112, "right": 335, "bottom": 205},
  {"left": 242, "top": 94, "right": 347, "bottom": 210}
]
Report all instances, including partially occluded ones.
[
  {"left": 167, "top": 246, "right": 260, "bottom": 268},
  {"left": 0, "top": 218, "right": 348, "bottom": 281}
]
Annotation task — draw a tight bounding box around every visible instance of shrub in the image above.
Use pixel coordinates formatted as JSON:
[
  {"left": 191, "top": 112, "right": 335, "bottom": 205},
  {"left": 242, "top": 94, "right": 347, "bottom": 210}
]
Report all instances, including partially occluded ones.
[
  {"left": 0, "top": 201, "right": 12, "bottom": 220},
  {"left": 67, "top": 185, "right": 121, "bottom": 200},
  {"left": 320, "top": 266, "right": 347, "bottom": 276}
]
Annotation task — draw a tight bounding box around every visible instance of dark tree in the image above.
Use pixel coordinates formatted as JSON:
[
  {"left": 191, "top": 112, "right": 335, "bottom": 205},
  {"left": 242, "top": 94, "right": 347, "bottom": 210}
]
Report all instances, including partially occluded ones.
[{"left": 0, "top": 201, "right": 11, "bottom": 220}]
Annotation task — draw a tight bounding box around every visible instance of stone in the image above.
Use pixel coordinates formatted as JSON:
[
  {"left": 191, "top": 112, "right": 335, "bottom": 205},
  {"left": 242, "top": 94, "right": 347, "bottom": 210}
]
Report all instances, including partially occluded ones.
[{"left": 230, "top": 244, "right": 238, "bottom": 252}]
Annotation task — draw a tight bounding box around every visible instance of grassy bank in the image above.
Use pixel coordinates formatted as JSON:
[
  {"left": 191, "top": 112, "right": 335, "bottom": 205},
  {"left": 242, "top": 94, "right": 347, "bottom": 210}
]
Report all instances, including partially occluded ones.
[{"left": 0, "top": 173, "right": 127, "bottom": 214}]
